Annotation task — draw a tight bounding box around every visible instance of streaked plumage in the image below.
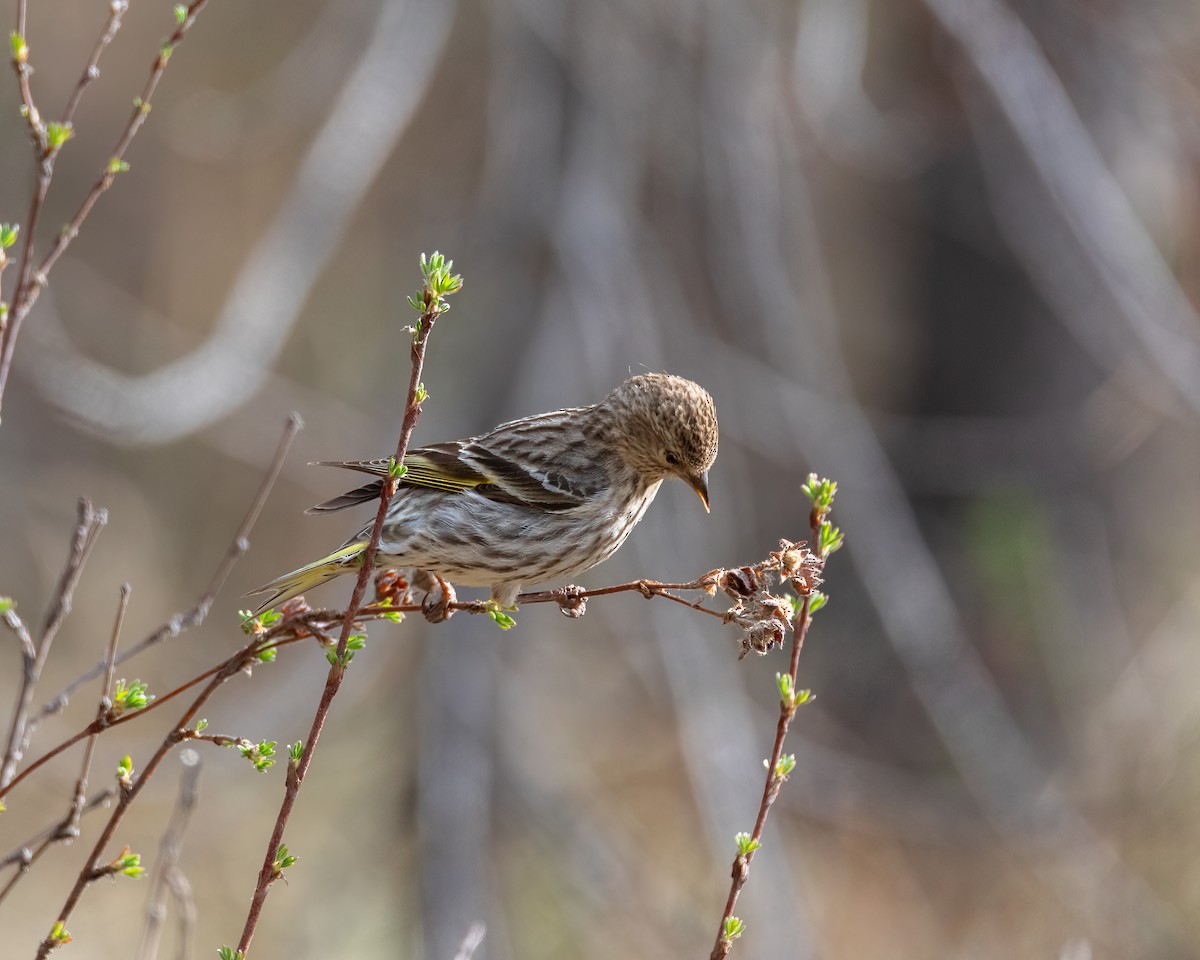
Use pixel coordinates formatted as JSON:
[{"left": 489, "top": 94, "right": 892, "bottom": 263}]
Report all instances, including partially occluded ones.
[{"left": 249, "top": 373, "right": 718, "bottom": 611}]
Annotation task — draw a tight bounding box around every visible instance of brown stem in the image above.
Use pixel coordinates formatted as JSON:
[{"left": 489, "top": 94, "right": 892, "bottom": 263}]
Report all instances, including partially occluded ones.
[
  {"left": 35, "top": 651, "right": 249, "bottom": 959},
  {"left": 236, "top": 296, "right": 443, "bottom": 956},
  {"left": 707, "top": 520, "right": 831, "bottom": 959}
]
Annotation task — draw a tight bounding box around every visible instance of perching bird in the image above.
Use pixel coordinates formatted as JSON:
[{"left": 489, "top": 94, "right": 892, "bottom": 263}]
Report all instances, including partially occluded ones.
[{"left": 249, "top": 372, "right": 718, "bottom": 611}]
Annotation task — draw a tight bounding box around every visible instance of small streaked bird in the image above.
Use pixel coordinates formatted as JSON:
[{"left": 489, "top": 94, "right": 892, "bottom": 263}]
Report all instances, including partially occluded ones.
[{"left": 249, "top": 373, "right": 718, "bottom": 611}]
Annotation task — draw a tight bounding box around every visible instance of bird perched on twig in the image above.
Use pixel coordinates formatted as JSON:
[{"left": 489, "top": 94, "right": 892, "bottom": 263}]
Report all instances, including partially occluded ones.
[{"left": 249, "top": 372, "right": 718, "bottom": 612}]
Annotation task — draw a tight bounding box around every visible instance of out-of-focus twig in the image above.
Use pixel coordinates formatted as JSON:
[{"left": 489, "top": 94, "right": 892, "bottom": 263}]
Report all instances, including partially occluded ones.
[
  {"left": 136, "top": 750, "right": 202, "bottom": 960},
  {"left": 922, "top": 0, "right": 1200, "bottom": 414},
  {"left": 27, "top": 413, "right": 302, "bottom": 734},
  {"left": 0, "top": 499, "right": 106, "bottom": 789}
]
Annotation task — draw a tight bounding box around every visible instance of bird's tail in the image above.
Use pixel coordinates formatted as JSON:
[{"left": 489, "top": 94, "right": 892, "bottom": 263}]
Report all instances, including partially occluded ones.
[{"left": 246, "top": 542, "right": 368, "bottom": 612}]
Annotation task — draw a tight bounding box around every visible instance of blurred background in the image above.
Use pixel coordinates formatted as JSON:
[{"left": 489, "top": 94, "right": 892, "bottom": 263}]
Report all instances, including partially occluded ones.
[{"left": 2, "top": 0, "right": 1199, "bottom": 957}]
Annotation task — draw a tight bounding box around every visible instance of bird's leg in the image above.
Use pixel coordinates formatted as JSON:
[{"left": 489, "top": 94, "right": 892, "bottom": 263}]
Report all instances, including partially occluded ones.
[{"left": 414, "top": 569, "right": 457, "bottom": 623}]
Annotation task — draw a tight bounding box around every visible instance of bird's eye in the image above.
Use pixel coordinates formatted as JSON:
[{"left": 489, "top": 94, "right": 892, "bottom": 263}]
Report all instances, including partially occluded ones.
[{"left": 665, "top": 451, "right": 680, "bottom": 466}]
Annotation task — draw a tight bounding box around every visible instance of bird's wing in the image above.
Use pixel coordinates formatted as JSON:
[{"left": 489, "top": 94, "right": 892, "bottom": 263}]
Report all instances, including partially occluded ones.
[{"left": 307, "top": 441, "right": 587, "bottom": 514}]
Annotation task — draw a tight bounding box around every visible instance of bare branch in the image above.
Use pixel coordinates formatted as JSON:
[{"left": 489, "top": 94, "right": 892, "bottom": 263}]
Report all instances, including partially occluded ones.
[
  {"left": 27, "top": 414, "right": 302, "bottom": 733},
  {"left": 0, "top": 499, "right": 106, "bottom": 789}
]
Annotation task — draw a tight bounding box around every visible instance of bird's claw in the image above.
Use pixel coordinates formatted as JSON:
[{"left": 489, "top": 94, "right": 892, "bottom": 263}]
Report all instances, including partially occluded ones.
[{"left": 418, "top": 573, "right": 457, "bottom": 623}]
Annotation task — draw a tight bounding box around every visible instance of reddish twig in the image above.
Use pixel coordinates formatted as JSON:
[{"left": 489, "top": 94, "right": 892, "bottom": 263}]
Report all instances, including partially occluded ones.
[
  {"left": 235, "top": 260, "right": 457, "bottom": 956},
  {"left": 0, "top": 585, "right": 130, "bottom": 905},
  {"left": 35, "top": 643, "right": 257, "bottom": 959},
  {"left": 707, "top": 491, "right": 839, "bottom": 959}
]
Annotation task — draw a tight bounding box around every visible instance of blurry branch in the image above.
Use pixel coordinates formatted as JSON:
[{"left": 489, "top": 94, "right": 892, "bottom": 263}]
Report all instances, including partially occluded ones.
[
  {"left": 25, "top": 0, "right": 457, "bottom": 445},
  {"left": 0, "top": 416, "right": 295, "bottom": 955},
  {"left": 234, "top": 253, "right": 461, "bottom": 957},
  {"left": 708, "top": 479, "right": 841, "bottom": 960},
  {"left": 791, "top": 0, "right": 934, "bottom": 178},
  {"left": 0, "top": 416, "right": 300, "bottom": 805},
  {"left": 0, "top": 499, "right": 106, "bottom": 789},
  {"left": 33, "top": 629, "right": 273, "bottom": 958},
  {"left": 137, "top": 751, "right": 203, "bottom": 960},
  {"left": 0, "top": 584, "right": 129, "bottom": 905},
  {"left": 922, "top": 0, "right": 1200, "bottom": 414},
  {"left": 26, "top": 413, "right": 302, "bottom": 736},
  {"left": 0, "top": 0, "right": 213, "bottom": 420},
  {"left": 452, "top": 923, "right": 486, "bottom": 960},
  {"left": 0, "top": 788, "right": 115, "bottom": 873}
]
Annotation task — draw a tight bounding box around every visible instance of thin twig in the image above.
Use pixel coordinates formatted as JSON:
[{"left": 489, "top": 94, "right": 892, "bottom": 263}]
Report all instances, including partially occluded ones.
[
  {"left": 235, "top": 264, "right": 453, "bottom": 956},
  {"left": 60, "top": 1, "right": 128, "bottom": 128},
  {"left": 35, "top": 644, "right": 255, "bottom": 959},
  {"left": 27, "top": 413, "right": 302, "bottom": 734},
  {"left": 0, "top": 788, "right": 115, "bottom": 871},
  {"left": 136, "top": 750, "right": 203, "bottom": 960},
  {"left": 0, "top": 585, "right": 131, "bottom": 905},
  {"left": 707, "top": 496, "right": 835, "bottom": 960},
  {"left": 0, "top": 499, "right": 106, "bottom": 789}
]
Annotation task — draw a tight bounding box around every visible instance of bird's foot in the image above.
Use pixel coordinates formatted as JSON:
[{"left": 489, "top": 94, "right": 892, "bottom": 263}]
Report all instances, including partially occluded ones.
[{"left": 416, "top": 572, "right": 457, "bottom": 623}]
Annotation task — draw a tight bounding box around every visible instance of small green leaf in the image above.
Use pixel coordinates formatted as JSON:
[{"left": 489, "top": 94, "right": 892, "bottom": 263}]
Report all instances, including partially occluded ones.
[
  {"left": 238, "top": 740, "right": 277, "bottom": 773},
  {"left": 0, "top": 224, "right": 18, "bottom": 248},
  {"left": 734, "top": 831, "right": 761, "bottom": 857},
  {"left": 45, "top": 122, "right": 73, "bottom": 151},
  {"left": 488, "top": 608, "right": 516, "bottom": 630},
  {"left": 774, "top": 753, "right": 796, "bottom": 779},
  {"left": 195, "top": 718, "right": 209, "bottom": 733},
  {"left": 112, "top": 678, "right": 153, "bottom": 714},
  {"left": 10, "top": 31, "right": 28, "bottom": 63},
  {"left": 388, "top": 457, "right": 407, "bottom": 479},
  {"left": 722, "top": 916, "right": 746, "bottom": 942},
  {"left": 0, "top": 596, "right": 13, "bottom": 614},
  {"left": 48, "top": 921, "right": 71, "bottom": 944},
  {"left": 106, "top": 157, "right": 130, "bottom": 175},
  {"left": 174, "top": 4, "right": 187, "bottom": 24},
  {"left": 817, "top": 521, "right": 844, "bottom": 556},
  {"left": 288, "top": 741, "right": 304, "bottom": 763},
  {"left": 217, "top": 947, "right": 244, "bottom": 960},
  {"left": 114, "top": 847, "right": 144, "bottom": 878},
  {"left": 807, "top": 591, "right": 828, "bottom": 614},
  {"left": 273, "top": 842, "right": 297, "bottom": 874}
]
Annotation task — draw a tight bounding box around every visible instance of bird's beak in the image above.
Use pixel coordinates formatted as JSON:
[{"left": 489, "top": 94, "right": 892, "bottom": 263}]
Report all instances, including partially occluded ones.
[{"left": 688, "top": 470, "right": 710, "bottom": 512}]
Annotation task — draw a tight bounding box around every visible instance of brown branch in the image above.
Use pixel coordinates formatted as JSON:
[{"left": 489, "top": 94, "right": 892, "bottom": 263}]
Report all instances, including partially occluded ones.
[
  {"left": 707, "top": 497, "right": 836, "bottom": 960},
  {"left": 235, "top": 263, "right": 455, "bottom": 956},
  {"left": 35, "top": 645, "right": 254, "bottom": 959},
  {"left": 0, "top": 0, "right": 213, "bottom": 419},
  {"left": 0, "top": 499, "right": 106, "bottom": 789},
  {"left": 0, "top": 584, "right": 129, "bottom": 906},
  {"left": 27, "top": 413, "right": 302, "bottom": 734},
  {"left": 60, "top": 0, "right": 128, "bottom": 129}
]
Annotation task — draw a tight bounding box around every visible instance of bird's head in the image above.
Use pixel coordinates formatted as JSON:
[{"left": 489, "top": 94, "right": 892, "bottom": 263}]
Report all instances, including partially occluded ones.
[{"left": 603, "top": 373, "right": 718, "bottom": 510}]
